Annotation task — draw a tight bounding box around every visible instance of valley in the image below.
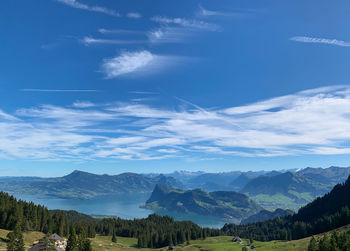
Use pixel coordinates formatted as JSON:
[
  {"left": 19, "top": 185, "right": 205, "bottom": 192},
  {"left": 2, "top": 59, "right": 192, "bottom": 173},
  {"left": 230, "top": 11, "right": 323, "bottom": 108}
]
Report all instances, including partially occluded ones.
[{"left": 2, "top": 166, "right": 350, "bottom": 225}]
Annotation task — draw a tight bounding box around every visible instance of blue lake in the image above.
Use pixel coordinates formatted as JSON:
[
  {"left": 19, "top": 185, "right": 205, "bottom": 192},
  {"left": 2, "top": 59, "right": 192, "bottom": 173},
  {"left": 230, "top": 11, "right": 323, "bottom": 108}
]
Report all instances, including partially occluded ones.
[{"left": 12, "top": 193, "right": 228, "bottom": 229}]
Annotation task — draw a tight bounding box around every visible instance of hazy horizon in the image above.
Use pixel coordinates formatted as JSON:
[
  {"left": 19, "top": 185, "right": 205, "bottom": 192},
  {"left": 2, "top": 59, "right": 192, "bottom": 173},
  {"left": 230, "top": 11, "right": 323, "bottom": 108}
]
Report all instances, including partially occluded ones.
[{"left": 1, "top": 165, "right": 348, "bottom": 178}]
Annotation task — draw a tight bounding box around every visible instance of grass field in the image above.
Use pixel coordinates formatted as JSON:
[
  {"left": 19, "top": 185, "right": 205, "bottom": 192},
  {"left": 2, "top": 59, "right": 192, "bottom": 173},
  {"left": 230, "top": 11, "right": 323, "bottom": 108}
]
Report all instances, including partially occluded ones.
[
  {"left": 88, "top": 235, "right": 310, "bottom": 251},
  {"left": 87, "top": 233, "right": 310, "bottom": 251},
  {"left": 89, "top": 224, "right": 350, "bottom": 251},
  {"left": 0, "top": 229, "right": 45, "bottom": 250},
  {"left": 0, "top": 224, "right": 348, "bottom": 250}
]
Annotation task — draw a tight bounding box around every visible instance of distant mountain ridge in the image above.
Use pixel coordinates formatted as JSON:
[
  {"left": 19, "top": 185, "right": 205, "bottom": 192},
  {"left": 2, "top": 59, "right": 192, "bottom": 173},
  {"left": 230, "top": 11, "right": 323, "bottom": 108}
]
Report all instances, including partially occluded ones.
[
  {"left": 0, "top": 170, "right": 183, "bottom": 199},
  {"left": 0, "top": 166, "right": 349, "bottom": 210},
  {"left": 241, "top": 208, "right": 294, "bottom": 224},
  {"left": 159, "top": 166, "right": 350, "bottom": 211},
  {"left": 240, "top": 167, "right": 350, "bottom": 210},
  {"left": 143, "top": 184, "right": 263, "bottom": 223},
  {"left": 162, "top": 169, "right": 296, "bottom": 192}
]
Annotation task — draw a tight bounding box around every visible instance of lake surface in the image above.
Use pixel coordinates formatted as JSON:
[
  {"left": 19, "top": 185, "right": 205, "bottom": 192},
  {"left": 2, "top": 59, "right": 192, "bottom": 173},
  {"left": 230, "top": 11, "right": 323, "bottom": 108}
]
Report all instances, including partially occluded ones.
[{"left": 12, "top": 193, "right": 228, "bottom": 229}]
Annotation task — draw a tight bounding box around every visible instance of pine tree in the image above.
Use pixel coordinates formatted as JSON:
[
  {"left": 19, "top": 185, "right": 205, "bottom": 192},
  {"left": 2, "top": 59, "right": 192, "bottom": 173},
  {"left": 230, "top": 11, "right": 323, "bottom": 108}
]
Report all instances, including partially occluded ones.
[
  {"left": 308, "top": 236, "right": 318, "bottom": 251},
  {"left": 42, "top": 236, "right": 56, "bottom": 251},
  {"left": 58, "top": 214, "right": 65, "bottom": 236},
  {"left": 87, "top": 225, "right": 96, "bottom": 238},
  {"left": 112, "top": 229, "right": 117, "bottom": 243},
  {"left": 186, "top": 231, "right": 190, "bottom": 245},
  {"left": 165, "top": 232, "right": 173, "bottom": 246},
  {"left": 137, "top": 236, "right": 142, "bottom": 248},
  {"left": 202, "top": 229, "right": 207, "bottom": 240},
  {"left": 7, "top": 224, "right": 24, "bottom": 251},
  {"left": 66, "top": 228, "right": 78, "bottom": 251},
  {"left": 80, "top": 239, "right": 92, "bottom": 251}
]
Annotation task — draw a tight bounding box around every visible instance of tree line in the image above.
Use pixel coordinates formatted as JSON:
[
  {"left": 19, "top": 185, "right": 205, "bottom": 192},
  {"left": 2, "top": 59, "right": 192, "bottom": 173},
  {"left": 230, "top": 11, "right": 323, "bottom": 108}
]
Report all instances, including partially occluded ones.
[
  {"left": 222, "top": 176, "right": 350, "bottom": 242},
  {"left": 95, "top": 214, "right": 222, "bottom": 248},
  {"left": 0, "top": 192, "right": 221, "bottom": 249},
  {"left": 308, "top": 231, "right": 350, "bottom": 251}
]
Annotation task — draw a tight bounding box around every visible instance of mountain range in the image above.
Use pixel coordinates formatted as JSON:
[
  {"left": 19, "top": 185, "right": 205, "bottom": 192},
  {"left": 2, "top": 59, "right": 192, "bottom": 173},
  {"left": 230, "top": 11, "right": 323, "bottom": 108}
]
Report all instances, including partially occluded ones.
[
  {"left": 242, "top": 167, "right": 350, "bottom": 210},
  {"left": 0, "top": 166, "right": 349, "bottom": 212},
  {"left": 0, "top": 170, "right": 183, "bottom": 199},
  {"left": 223, "top": 173, "right": 350, "bottom": 242},
  {"left": 161, "top": 166, "right": 350, "bottom": 211}
]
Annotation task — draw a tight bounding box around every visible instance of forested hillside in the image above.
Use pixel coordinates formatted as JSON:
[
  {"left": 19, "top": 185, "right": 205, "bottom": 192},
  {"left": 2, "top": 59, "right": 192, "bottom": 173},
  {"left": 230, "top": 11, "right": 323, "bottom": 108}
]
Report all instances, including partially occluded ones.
[
  {"left": 0, "top": 191, "right": 220, "bottom": 249},
  {"left": 222, "top": 175, "right": 350, "bottom": 241}
]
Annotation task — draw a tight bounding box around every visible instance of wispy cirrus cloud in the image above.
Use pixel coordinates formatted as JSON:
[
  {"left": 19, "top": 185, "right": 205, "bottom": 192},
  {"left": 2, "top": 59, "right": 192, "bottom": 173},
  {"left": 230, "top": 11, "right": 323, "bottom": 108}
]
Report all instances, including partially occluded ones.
[
  {"left": 0, "top": 110, "right": 18, "bottom": 121},
  {"left": 127, "top": 12, "right": 142, "bottom": 19},
  {"left": 100, "top": 50, "right": 186, "bottom": 78},
  {"left": 98, "top": 29, "right": 143, "bottom": 35},
  {"left": 151, "top": 16, "right": 219, "bottom": 31},
  {"left": 3, "top": 86, "right": 350, "bottom": 161},
  {"left": 290, "top": 36, "right": 350, "bottom": 47},
  {"left": 197, "top": 5, "right": 249, "bottom": 18},
  {"left": 148, "top": 27, "right": 194, "bottom": 43},
  {"left": 148, "top": 15, "right": 219, "bottom": 44},
  {"left": 198, "top": 6, "right": 225, "bottom": 17},
  {"left": 72, "top": 101, "right": 96, "bottom": 108},
  {"left": 55, "top": 0, "right": 120, "bottom": 16},
  {"left": 129, "top": 91, "right": 158, "bottom": 95},
  {"left": 101, "top": 51, "right": 155, "bottom": 78},
  {"left": 81, "top": 37, "right": 146, "bottom": 46},
  {"left": 21, "top": 89, "right": 98, "bottom": 92}
]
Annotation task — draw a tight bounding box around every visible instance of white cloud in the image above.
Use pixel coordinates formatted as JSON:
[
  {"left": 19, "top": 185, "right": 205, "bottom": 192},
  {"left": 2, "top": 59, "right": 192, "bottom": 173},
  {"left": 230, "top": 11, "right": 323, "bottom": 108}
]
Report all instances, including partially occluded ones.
[
  {"left": 157, "top": 149, "right": 178, "bottom": 153},
  {"left": 98, "top": 29, "right": 143, "bottom": 35},
  {"left": 197, "top": 5, "right": 246, "bottom": 18},
  {"left": 55, "top": 0, "right": 120, "bottom": 16},
  {"left": 3, "top": 86, "right": 350, "bottom": 161},
  {"left": 149, "top": 16, "right": 219, "bottom": 43},
  {"left": 310, "top": 147, "right": 350, "bottom": 155},
  {"left": 129, "top": 91, "right": 158, "bottom": 95},
  {"left": 72, "top": 101, "right": 96, "bottom": 108},
  {"left": 0, "top": 110, "right": 18, "bottom": 121},
  {"left": 290, "top": 36, "right": 350, "bottom": 47},
  {"left": 152, "top": 16, "right": 219, "bottom": 31},
  {"left": 101, "top": 51, "right": 155, "bottom": 78},
  {"left": 148, "top": 27, "right": 193, "bottom": 43},
  {"left": 81, "top": 37, "right": 145, "bottom": 46},
  {"left": 198, "top": 6, "right": 224, "bottom": 17},
  {"left": 100, "top": 50, "right": 185, "bottom": 78},
  {"left": 127, "top": 12, "right": 142, "bottom": 19}
]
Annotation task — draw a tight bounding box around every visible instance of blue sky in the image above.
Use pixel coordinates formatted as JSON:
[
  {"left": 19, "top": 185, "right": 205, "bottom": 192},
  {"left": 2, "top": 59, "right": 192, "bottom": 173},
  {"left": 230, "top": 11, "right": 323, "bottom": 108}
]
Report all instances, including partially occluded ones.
[{"left": 1, "top": 0, "right": 350, "bottom": 176}]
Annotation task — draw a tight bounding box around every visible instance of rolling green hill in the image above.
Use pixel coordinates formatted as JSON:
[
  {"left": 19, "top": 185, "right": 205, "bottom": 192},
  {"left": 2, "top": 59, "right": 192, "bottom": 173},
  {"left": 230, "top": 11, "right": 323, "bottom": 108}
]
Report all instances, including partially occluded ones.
[{"left": 88, "top": 223, "right": 350, "bottom": 251}]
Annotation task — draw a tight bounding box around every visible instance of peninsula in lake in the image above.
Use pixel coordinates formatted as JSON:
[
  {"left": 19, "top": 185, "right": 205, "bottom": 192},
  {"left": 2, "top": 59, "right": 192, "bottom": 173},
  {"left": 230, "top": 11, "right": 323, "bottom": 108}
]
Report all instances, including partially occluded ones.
[{"left": 142, "top": 184, "right": 263, "bottom": 223}]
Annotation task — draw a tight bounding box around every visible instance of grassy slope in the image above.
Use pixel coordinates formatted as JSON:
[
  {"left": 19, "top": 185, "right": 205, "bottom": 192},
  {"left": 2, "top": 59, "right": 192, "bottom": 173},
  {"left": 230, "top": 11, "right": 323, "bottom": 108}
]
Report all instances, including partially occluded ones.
[
  {"left": 89, "top": 224, "right": 350, "bottom": 251},
  {"left": 0, "top": 229, "right": 45, "bottom": 250},
  {"left": 0, "top": 224, "right": 347, "bottom": 250},
  {"left": 89, "top": 235, "right": 309, "bottom": 251}
]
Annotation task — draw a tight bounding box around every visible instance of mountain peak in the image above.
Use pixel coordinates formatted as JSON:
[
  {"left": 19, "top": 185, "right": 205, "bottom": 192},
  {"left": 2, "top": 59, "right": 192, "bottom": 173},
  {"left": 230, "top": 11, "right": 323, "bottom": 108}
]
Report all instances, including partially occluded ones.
[{"left": 65, "top": 170, "right": 90, "bottom": 177}]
